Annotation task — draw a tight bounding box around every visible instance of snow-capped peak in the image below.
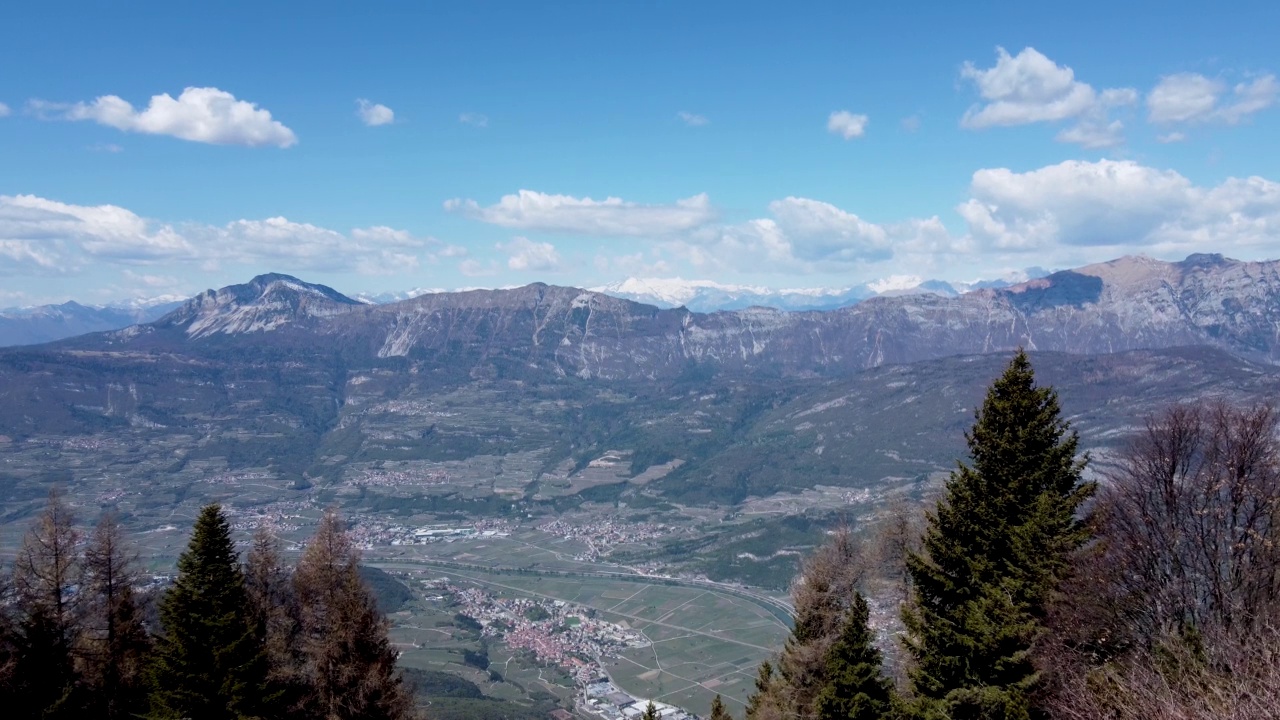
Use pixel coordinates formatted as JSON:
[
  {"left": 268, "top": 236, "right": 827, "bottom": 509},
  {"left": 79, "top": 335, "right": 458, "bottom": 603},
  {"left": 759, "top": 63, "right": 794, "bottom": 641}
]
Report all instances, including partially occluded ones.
[
  {"left": 866, "top": 275, "right": 926, "bottom": 294},
  {"left": 592, "top": 278, "right": 771, "bottom": 306}
]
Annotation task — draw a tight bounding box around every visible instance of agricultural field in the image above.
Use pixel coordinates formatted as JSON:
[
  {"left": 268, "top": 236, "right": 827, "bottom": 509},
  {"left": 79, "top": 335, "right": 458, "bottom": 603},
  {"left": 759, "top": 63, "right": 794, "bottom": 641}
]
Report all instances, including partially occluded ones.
[{"left": 376, "top": 562, "right": 790, "bottom": 715}]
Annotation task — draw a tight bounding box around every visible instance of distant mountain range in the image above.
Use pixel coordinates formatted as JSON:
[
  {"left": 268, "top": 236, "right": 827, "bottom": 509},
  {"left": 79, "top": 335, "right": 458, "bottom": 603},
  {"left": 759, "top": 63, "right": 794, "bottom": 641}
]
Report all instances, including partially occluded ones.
[
  {"left": 590, "top": 271, "right": 1045, "bottom": 312},
  {"left": 0, "top": 299, "right": 183, "bottom": 347}
]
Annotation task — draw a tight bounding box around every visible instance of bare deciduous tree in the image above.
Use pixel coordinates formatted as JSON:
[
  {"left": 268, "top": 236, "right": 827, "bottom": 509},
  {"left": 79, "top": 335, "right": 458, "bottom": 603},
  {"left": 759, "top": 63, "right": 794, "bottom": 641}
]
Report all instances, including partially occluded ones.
[
  {"left": 1096, "top": 400, "right": 1280, "bottom": 640},
  {"left": 1041, "top": 399, "right": 1280, "bottom": 718},
  {"left": 245, "top": 527, "right": 306, "bottom": 716},
  {"left": 1048, "top": 621, "right": 1280, "bottom": 720},
  {"left": 11, "top": 489, "right": 82, "bottom": 716},
  {"left": 773, "top": 526, "right": 868, "bottom": 720},
  {"left": 78, "top": 512, "right": 150, "bottom": 719},
  {"left": 294, "top": 511, "right": 415, "bottom": 720}
]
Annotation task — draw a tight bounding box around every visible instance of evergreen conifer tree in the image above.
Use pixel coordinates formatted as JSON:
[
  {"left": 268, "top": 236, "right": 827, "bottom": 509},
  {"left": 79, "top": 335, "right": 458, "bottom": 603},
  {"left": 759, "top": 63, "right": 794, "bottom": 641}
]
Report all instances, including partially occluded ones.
[
  {"left": 293, "top": 511, "right": 414, "bottom": 720},
  {"left": 903, "top": 350, "right": 1094, "bottom": 719},
  {"left": 642, "top": 700, "right": 660, "bottom": 720},
  {"left": 80, "top": 512, "right": 152, "bottom": 720},
  {"left": 812, "top": 593, "right": 892, "bottom": 720},
  {"left": 710, "top": 694, "right": 733, "bottom": 720},
  {"left": 12, "top": 489, "right": 82, "bottom": 719},
  {"left": 148, "top": 504, "right": 269, "bottom": 720}
]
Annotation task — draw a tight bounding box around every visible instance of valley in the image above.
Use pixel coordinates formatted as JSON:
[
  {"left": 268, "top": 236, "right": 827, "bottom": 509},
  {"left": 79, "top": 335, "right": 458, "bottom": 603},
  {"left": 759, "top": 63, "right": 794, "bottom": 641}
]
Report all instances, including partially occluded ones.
[{"left": 3, "top": 254, "right": 1280, "bottom": 717}]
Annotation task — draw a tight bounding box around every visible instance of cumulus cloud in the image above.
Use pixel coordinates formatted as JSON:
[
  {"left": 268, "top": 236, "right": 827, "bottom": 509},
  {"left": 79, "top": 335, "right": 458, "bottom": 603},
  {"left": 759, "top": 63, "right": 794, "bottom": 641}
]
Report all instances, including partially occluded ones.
[
  {"left": 0, "top": 194, "right": 192, "bottom": 266},
  {"left": 667, "top": 160, "right": 1280, "bottom": 276},
  {"left": 445, "top": 190, "right": 716, "bottom": 236},
  {"left": 673, "top": 196, "right": 937, "bottom": 274},
  {"left": 0, "top": 194, "right": 437, "bottom": 276},
  {"left": 1147, "top": 73, "right": 1277, "bottom": 124},
  {"left": 827, "top": 111, "right": 868, "bottom": 139},
  {"left": 459, "top": 112, "right": 488, "bottom": 127},
  {"left": 357, "top": 99, "right": 395, "bottom": 126},
  {"left": 28, "top": 87, "right": 297, "bottom": 147},
  {"left": 498, "top": 237, "right": 561, "bottom": 272},
  {"left": 957, "top": 159, "right": 1280, "bottom": 257},
  {"left": 901, "top": 115, "right": 921, "bottom": 132},
  {"left": 960, "top": 47, "right": 1136, "bottom": 147},
  {"left": 766, "top": 197, "right": 892, "bottom": 262},
  {"left": 677, "top": 111, "right": 709, "bottom": 127},
  {"left": 0, "top": 102, "right": 10, "bottom": 118}
]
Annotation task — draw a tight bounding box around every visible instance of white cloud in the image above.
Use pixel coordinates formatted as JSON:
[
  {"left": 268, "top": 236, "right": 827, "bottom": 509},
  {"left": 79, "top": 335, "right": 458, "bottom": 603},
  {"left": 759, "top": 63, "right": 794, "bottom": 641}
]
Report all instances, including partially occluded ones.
[
  {"left": 458, "top": 258, "right": 499, "bottom": 277},
  {"left": 0, "top": 194, "right": 191, "bottom": 266},
  {"left": 357, "top": 99, "right": 395, "bottom": 127},
  {"left": 961, "top": 47, "right": 1100, "bottom": 127},
  {"left": 957, "top": 159, "right": 1280, "bottom": 257},
  {"left": 1147, "top": 73, "right": 1222, "bottom": 123},
  {"left": 597, "top": 252, "right": 674, "bottom": 277},
  {"left": 0, "top": 102, "right": 10, "bottom": 118},
  {"left": 459, "top": 112, "right": 488, "bottom": 127},
  {"left": 29, "top": 87, "right": 297, "bottom": 147},
  {"left": 766, "top": 197, "right": 891, "bottom": 262},
  {"left": 88, "top": 142, "right": 124, "bottom": 153},
  {"left": 445, "top": 190, "right": 716, "bottom": 236},
  {"left": 901, "top": 115, "right": 921, "bottom": 132},
  {"left": 827, "top": 111, "right": 868, "bottom": 139},
  {"left": 0, "top": 194, "right": 436, "bottom": 276},
  {"left": 1148, "top": 73, "right": 1277, "bottom": 125},
  {"left": 677, "top": 111, "right": 709, "bottom": 127},
  {"left": 1157, "top": 131, "right": 1188, "bottom": 143},
  {"left": 960, "top": 47, "right": 1136, "bottom": 147},
  {"left": 674, "top": 196, "right": 922, "bottom": 274},
  {"left": 1054, "top": 119, "right": 1125, "bottom": 149},
  {"left": 498, "top": 237, "right": 561, "bottom": 272}
]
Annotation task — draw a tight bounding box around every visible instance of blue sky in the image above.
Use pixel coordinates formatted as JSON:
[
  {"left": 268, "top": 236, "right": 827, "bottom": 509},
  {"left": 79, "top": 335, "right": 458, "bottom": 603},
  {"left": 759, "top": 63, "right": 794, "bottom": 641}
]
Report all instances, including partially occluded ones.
[{"left": 2, "top": 0, "right": 1279, "bottom": 305}]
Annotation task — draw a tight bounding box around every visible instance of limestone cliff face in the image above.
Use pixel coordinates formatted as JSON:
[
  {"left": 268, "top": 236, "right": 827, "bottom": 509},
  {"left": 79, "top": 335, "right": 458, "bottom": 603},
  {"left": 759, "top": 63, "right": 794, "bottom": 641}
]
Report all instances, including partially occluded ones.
[{"left": 83, "top": 254, "right": 1280, "bottom": 378}]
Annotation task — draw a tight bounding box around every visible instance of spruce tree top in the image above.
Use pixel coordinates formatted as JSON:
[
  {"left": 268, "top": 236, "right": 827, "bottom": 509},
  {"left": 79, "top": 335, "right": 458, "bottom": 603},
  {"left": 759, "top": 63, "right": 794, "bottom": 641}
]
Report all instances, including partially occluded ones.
[
  {"left": 904, "top": 349, "right": 1094, "bottom": 714},
  {"left": 175, "top": 505, "right": 243, "bottom": 591}
]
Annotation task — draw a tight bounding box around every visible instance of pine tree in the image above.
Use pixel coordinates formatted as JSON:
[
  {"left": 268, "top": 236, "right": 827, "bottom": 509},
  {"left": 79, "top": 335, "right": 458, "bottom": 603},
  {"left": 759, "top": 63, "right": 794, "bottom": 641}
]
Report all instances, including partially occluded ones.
[
  {"left": 79, "top": 512, "right": 152, "bottom": 720},
  {"left": 903, "top": 350, "right": 1094, "bottom": 719},
  {"left": 813, "top": 593, "right": 892, "bottom": 720},
  {"left": 710, "top": 694, "right": 733, "bottom": 720},
  {"left": 642, "top": 700, "right": 660, "bottom": 720},
  {"left": 148, "top": 504, "right": 269, "bottom": 720},
  {"left": 12, "top": 489, "right": 83, "bottom": 719},
  {"left": 293, "top": 511, "right": 414, "bottom": 720}
]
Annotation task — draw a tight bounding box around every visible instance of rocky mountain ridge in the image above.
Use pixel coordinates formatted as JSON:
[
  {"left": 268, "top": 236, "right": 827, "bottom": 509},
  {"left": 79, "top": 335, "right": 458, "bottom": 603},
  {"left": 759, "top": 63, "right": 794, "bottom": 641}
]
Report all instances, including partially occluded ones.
[{"left": 77, "top": 253, "right": 1279, "bottom": 378}]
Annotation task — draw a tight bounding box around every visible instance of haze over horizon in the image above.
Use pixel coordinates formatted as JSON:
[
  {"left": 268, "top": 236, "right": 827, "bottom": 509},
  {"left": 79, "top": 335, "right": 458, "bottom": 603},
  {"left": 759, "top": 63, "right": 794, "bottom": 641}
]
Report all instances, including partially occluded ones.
[{"left": 3, "top": 1, "right": 1280, "bottom": 306}]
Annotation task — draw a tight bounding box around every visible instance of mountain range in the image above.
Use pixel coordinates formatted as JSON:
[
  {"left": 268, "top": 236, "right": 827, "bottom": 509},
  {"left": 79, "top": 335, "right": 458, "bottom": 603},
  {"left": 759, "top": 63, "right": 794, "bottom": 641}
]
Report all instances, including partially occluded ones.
[
  {"left": 2, "top": 251, "right": 1279, "bottom": 530},
  {"left": 0, "top": 299, "right": 183, "bottom": 348},
  {"left": 0, "top": 269, "right": 1048, "bottom": 348},
  {"left": 67, "top": 253, "right": 1280, "bottom": 376}
]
